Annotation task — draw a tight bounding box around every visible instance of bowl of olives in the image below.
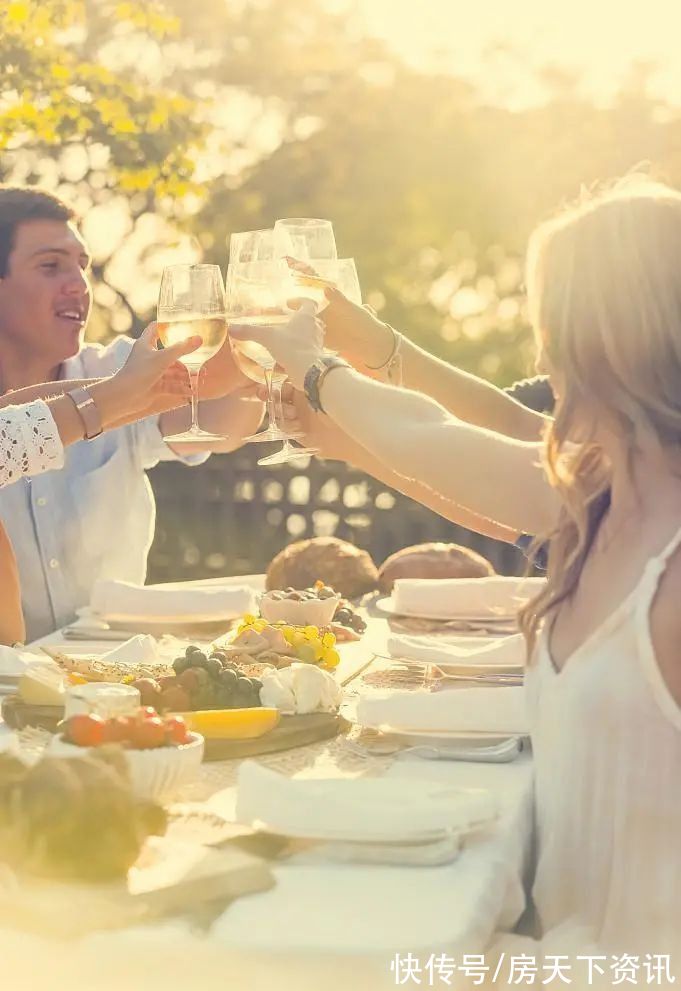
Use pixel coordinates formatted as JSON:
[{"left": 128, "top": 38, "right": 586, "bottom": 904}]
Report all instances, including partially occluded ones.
[{"left": 259, "top": 582, "right": 341, "bottom": 627}]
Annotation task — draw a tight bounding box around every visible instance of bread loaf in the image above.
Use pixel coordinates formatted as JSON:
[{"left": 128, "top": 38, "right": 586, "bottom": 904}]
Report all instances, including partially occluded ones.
[
  {"left": 266, "top": 537, "right": 379, "bottom": 600},
  {"left": 378, "top": 542, "right": 495, "bottom": 592}
]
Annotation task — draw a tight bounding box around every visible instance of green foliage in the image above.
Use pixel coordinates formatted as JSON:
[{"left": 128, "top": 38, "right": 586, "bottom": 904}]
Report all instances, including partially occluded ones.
[
  {"left": 0, "top": 0, "right": 205, "bottom": 196},
  {"left": 3, "top": 0, "right": 681, "bottom": 386}
]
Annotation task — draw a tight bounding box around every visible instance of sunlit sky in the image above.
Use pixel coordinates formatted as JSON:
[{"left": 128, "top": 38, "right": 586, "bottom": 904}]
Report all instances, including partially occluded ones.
[{"left": 354, "top": 0, "right": 681, "bottom": 108}]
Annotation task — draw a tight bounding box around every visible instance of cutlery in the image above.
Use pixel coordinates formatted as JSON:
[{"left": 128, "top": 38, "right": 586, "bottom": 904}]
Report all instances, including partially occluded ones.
[{"left": 344, "top": 736, "right": 523, "bottom": 763}]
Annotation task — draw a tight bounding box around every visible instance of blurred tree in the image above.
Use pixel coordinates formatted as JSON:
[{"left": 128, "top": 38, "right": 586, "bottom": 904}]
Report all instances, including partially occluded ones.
[{"left": 2, "top": 0, "right": 681, "bottom": 387}]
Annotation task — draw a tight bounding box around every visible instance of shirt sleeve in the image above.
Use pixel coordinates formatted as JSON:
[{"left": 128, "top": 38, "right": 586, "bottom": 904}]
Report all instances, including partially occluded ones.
[
  {"left": 77, "top": 336, "right": 208, "bottom": 470},
  {"left": 0, "top": 400, "right": 64, "bottom": 488},
  {"left": 505, "top": 376, "right": 555, "bottom": 415}
]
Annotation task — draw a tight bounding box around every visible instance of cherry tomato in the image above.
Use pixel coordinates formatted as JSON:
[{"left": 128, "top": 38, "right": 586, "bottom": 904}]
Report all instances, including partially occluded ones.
[
  {"left": 164, "top": 716, "right": 190, "bottom": 745},
  {"left": 138, "top": 706, "right": 160, "bottom": 720},
  {"left": 64, "top": 713, "right": 106, "bottom": 748},
  {"left": 101, "top": 716, "right": 134, "bottom": 744},
  {"left": 130, "top": 716, "right": 166, "bottom": 750}
]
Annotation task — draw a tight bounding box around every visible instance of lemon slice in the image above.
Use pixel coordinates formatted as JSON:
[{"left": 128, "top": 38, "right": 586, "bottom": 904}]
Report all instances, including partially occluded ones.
[{"left": 178, "top": 707, "right": 280, "bottom": 740}]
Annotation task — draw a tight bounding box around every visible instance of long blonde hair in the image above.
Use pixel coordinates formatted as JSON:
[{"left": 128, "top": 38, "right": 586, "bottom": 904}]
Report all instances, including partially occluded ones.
[{"left": 519, "top": 176, "right": 681, "bottom": 650}]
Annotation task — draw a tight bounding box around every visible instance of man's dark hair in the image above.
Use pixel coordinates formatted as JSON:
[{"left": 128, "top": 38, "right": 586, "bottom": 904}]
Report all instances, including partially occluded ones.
[{"left": 0, "top": 186, "right": 75, "bottom": 277}]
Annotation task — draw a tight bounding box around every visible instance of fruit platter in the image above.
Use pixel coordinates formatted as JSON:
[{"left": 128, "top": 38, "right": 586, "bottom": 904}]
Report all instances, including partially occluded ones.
[{"left": 2, "top": 619, "right": 352, "bottom": 759}]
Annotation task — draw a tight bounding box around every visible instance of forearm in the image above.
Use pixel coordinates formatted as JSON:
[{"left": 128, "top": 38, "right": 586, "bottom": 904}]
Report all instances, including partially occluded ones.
[
  {"left": 394, "top": 336, "right": 548, "bottom": 440},
  {"left": 336, "top": 439, "right": 520, "bottom": 543},
  {"left": 0, "top": 379, "right": 100, "bottom": 409},
  {"left": 0, "top": 523, "right": 25, "bottom": 645},
  {"left": 320, "top": 368, "right": 558, "bottom": 536}
]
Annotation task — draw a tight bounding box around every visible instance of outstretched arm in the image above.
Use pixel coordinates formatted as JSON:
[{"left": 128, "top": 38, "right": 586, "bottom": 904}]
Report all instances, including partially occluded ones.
[
  {"left": 321, "top": 288, "right": 548, "bottom": 441},
  {"left": 277, "top": 384, "right": 520, "bottom": 543},
  {"left": 231, "top": 307, "right": 559, "bottom": 537}
]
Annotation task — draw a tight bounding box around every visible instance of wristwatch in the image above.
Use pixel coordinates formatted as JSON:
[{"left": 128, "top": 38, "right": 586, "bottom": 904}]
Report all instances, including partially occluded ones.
[
  {"left": 66, "top": 386, "right": 103, "bottom": 440},
  {"left": 303, "top": 354, "right": 350, "bottom": 413}
]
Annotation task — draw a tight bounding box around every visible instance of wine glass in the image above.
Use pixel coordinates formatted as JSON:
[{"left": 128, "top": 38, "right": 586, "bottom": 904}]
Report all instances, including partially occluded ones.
[
  {"left": 226, "top": 260, "right": 317, "bottom": 465},
  {"left": 157, "top": 264, "right": 228, "bottom": 444},
  {"left": 288, "top": 257, "right": 361, "bottom": 310},
  {"left": 230, "top": 228, "right": 310, "bottom": 267},
  {"left": 273, "top": 218, "right": 337, "bottom": 262}
]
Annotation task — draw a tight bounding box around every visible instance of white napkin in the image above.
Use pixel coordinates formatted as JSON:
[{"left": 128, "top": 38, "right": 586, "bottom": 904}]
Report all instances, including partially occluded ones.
[
  {"left": 391, "top": 575, "right": 545, "bottom": 619},
  {"left": 0, "top": 646, "right": 56, "bottom": 681},
  {"left": 235, "top": 761, "right": 496, "bottom": 841},
  {"left": 357, "top": 686, "right": 529, "bottom": 735},
  {"left": 99, "top": 635, "right": 159, "bottom": 667},
  {"left": 91, "top": 579, "right": 256, "bottom": 621},
  {"left": 387, "top": 633, "right": 527, "bottom": 670}
]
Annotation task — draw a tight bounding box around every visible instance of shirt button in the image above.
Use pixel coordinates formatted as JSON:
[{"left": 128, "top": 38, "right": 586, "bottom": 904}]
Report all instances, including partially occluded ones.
[
  {"left": 49, "top": 558, "right": 60, "bottom": 569},
  {"left": 37, "top": 497, "right": 48, "bottom": 507}
]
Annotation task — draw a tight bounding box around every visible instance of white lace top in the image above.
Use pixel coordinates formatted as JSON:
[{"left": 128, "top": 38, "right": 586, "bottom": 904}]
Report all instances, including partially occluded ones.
[
  {"left": 525, "top": 524, "right": 681, "bottom": 955},
  {"left": 0, "top": 400, "right": 64, "bottom": 489}
]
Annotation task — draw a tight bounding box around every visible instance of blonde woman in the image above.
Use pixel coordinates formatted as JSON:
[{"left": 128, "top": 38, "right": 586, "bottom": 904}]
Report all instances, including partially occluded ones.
[
  {"left": 231, "top": 177, "right": 681, "bottom": 955},
  {"left": 0, "top": 323, "right": 199, "bottom": 644}
]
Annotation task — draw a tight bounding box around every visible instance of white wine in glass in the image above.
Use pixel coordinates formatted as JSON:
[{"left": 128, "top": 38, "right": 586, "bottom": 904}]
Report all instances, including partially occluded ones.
[
  {"left": 226, "top": 259, "right": 317, "bottom": 462},
  {"left": 157, "top": 315, "right": 227, "bottom": 371},
  {"left": 157, "top": 264, "right": 227, "bottom": 444}
]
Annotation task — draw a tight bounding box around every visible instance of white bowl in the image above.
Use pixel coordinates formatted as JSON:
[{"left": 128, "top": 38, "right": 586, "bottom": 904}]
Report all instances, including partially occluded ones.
[
  {"left": 259, "top": 592, "right": 340, "bottom": 627},
  {"left": 47, "top": 732, "right": 205, "bottom": 802}
]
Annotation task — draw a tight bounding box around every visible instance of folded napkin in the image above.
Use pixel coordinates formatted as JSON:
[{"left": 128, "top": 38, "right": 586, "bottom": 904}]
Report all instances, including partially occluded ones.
[
  {"left": 235, "top": 761, "right": 495, "bottom": 840},
  {"left": 357, "top": 685, "right": 529, "bottom": 736},
  {"left": 0, "top": 646, "right": 56, "bottom": 681},
  {"left": 99, "top": 635, "right": 159, "bottom": 667},
  {"left": 91, "top": 580, "right": 256, "bottom": 622},
  {"left": 391, "top": 576, "right": 545, "bottom": 619},
  {"left": 387, "top": 633, "right": 526, "bottom": 670}
]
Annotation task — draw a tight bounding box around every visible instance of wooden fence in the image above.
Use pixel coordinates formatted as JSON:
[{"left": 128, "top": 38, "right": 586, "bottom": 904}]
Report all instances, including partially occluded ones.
[{"left": 147, "top": 448, "right": 528, "bottom": 583}]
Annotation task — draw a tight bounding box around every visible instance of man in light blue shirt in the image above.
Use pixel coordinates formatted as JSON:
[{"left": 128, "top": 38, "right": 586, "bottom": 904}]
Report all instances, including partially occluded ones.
[{"left": 0, "top": 185, "right": 263, "bottom": 640}]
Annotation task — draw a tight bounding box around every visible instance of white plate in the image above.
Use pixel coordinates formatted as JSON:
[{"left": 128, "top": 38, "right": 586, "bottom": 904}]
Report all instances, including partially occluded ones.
[
  {"left": 377, "top": 726, "right": 526, "bottom": 743},
  {"left": 375, "top": 596, "right": 518, "bottom": 625}
]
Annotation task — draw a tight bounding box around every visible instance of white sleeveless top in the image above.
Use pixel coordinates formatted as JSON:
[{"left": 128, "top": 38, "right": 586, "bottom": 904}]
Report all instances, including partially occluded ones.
[{"left": 525, "top": 525, "right": 681, "bottom": 955}]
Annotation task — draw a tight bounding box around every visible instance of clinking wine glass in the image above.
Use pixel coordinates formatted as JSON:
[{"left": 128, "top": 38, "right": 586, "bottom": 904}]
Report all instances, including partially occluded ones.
[
  {"left": 226, "top": 260, "right": 318, "bottom": 464},
  {"left": 230, "top": 228, "right": 308, "bottom": 265},
  {"left": 157, "top": 264, "right": 228, "bottom": 444},
  {"left": 273, "top": 218, "right": 337, "bottom": 262},
  {"left": 287, "top": 257, "right": 361, "bottom": 310}
]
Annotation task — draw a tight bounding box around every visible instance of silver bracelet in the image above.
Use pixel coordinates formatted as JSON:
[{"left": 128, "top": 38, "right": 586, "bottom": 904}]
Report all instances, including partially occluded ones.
[{"left": 365, "top": 323, "right": 403, "bottom": 384}]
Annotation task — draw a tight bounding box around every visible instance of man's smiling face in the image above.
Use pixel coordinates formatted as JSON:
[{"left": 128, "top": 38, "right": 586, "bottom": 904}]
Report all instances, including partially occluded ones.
[{"left": 0, "top": 218, "right": 92, "bottom": 366}]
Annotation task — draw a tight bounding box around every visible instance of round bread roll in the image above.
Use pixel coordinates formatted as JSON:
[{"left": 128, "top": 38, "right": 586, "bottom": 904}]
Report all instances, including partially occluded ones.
[
  {"left": 266, "top": 537, "right": 379, "bottom": 600},
  {"left": 378, "top": 542, "right": 495, "bottom": 592}
]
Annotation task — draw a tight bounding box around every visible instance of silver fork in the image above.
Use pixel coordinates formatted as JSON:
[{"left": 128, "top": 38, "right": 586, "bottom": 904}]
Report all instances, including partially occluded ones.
[
  {"left": 376, "top": 656, "right": 524, "bottom": 686},
  {"left": 343, "top": 736, "right": 523, "bottom": 763}
]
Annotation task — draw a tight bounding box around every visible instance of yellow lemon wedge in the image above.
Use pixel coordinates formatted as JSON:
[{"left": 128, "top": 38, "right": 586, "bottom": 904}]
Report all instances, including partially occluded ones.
[{"left": 178, "top": 707, "right": 280, "bottom": 740}]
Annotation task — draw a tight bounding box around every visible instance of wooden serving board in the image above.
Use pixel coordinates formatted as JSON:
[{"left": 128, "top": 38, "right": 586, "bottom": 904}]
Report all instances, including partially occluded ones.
[
  {"left": 1, "top": 696, "right": 350, "bottom": 761},
  {"left": 0, "top": 837, "right": 274, "bottom": 939},
  {"left": 202, "top": 712, "right": 351, "bottom": 761},
  {"left": 1, "top": 694, "right": 62, "bottom": 732}
]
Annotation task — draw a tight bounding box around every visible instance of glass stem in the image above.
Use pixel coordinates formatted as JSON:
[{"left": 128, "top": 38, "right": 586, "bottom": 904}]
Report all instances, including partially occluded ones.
[
  {"left": 189, "top": 367, "right": 201, "bottom": 432},
  {"left": 264, "top": 366, "right": 278, "bottom": 431},
  {"left": 271, "top": 376, "right": 287, "bottom": 436}
]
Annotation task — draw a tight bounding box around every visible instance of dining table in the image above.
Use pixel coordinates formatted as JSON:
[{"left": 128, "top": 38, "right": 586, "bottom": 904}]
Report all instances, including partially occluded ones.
[{"left": 0, "top": 590, "right": 535, "bottom": 991}]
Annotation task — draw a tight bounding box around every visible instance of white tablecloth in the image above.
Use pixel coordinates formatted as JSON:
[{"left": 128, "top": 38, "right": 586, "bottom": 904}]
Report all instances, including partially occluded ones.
[{"left": 0, "top": 617, "right": 535, "bottom": 990}]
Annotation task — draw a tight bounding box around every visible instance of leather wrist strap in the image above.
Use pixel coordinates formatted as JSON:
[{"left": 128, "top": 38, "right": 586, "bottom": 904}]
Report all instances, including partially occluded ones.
[
  {"left": 66, "top": 386, "right": 103, "bottom": 440},
  {"left": 303, "top": 355, "right": 350, "bottom": 413}
]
